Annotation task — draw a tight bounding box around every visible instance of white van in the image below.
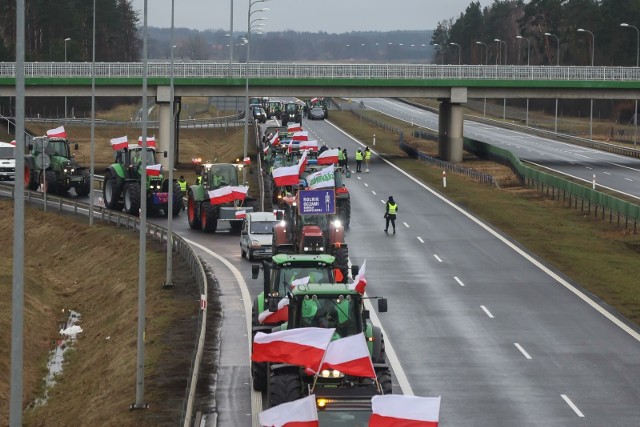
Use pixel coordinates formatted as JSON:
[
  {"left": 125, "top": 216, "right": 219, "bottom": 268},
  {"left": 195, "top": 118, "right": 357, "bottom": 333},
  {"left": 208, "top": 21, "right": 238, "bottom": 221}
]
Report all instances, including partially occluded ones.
[
  {"left": 0, "top": 141, "right": 16, "bottom": 181},
  {"left": 240, "top": 211, "right": 278, "bottom": 261}
]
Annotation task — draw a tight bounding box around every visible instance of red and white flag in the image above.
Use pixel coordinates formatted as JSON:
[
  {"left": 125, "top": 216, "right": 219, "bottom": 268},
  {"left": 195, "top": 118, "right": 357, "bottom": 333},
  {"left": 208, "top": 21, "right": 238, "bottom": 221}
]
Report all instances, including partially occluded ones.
[
  {"left": 251, "top": 327, "right": 335, "bottom": 371},
  {"left": 263, "top": 145, "right": 270, "bottom": 154},
  {"left": 349, "top": 259, "right": 367, "bottom": 294},
  {"left": 306, "top": 164, "right": 335, "bottom": 190},
  {"left": 298, "top": 150, "right": 308, "bottom": 175},
  {"left": 10, "top": 140, "right": 16, "bottom": 145},
  {"left": 310, "top": 97, "right": 318, "bottom": 103},
  {"left": 46, "top": 126, "right": 67, "bottom": 138},
  {"left": 208, "top": 186, "right": 235, "bottom": 205},
  {"left": 318, "top": 332, "right": 375, "bottom": 378},
  {"left": 369, "top": 395, "right": 441, "bottom": 427},
  {"left": 146, "top": 164, "right": 162, "bottom": 176},
  {"left": 291, "top": 276, "right": 310, "bottom": 289},
  {"left": 272, "top": 164, "right": 301, "bottom": 187},
  {"left": 286, "top": 140, "right": 296, "bottom": 154},
  {"left": 287, "top": 123, "right": 302, "bottom": 133},
  {"left": 270, "top": 133, "right": 281, "bottom": 147},
  {"left": 258, "top": 298, "right": 289, "bottom": 324},
  {"left": 110, "top": 136, "right": 128, "bottom": 150},
  {"left": 299, "top": 140, "right": 318, "bottom": 152},
  {"left": 243, "top": 156, "right": 251, "bottom": 165},
  {"left": 317, "top": 148, "right": 340, "bottom": 165},
  {"left": 259, "top": 395, "right": 318, "bottom": 427},
  {"left": 138, "top": 136, "right": 156, "bottom": 148},
  {"left": 231, "top": 185, "right": 249, "bottom": 201},
  {"left": 292, "top": 131, "right": 309, "bottom": 142},
  {"left": 235, "top": 210, "right": 247, "bottom": 219}
]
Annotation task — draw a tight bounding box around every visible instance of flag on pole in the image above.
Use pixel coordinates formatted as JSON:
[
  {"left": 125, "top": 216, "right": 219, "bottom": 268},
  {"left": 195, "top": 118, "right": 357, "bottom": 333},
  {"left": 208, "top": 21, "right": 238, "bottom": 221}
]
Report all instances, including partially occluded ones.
[
  {"left": 318, "top": 332, "right": 376, "bottom": 378},
  {"left": 306, "top": 164, "right": 335, "bottom": 190},
  {"left": 251, "top": 327, "right": 335, "bottom": 371},
  {"left": 235, "top": 210, "right": 247, "bottom": 219},
  {"left": 138, "top": 136, "right": 156, "bottom": 148},
  {"left": 231, "top": 185, "right": 249, "bottom": 201},
  {"left": 292, "top": 131, "right": 309, "bottom": 142},
  {"left": 369, "top": 395, "right": 441, "bottom": 427},
  {"left": 259, "top": 395, "right": 319, "bottom": 427},
  {"left": 208, "top": 186, "right": 235, "bottom": 205},
  {"left": 272, "top": 164, "right": 301, "bottom": 187},
  {"left": 258, "top": 298, "right": 289, "bottom": 324},
  {"left": 146, "top": 164, "right": 162, "bottom": 176},
  {"left": 298, "top": 150, "right": 308, "bottom": 175},
  {"left": 46, "top": 126, "right": 67, "bottom": 138},
  {"left": 270, "top": 133, "right": 281, "bottom": 146},
  {"left": 317, "top": 148, "right": 340, "bottom": 165},
  {"left": 263, "top": 145, "right": 270, "bottom": 154},
  {"left": 349, "top": 259, "right": 367, "bottom": 294},
  {"left": 243, "top": 156, "right": 251, "bottom": 165},
  {"left": 299, "top": 140, "right": 319, "bottom": 151},
  {"left": 287, "top": 123, "right": 302, "bottom": 133},
  {"left": 109, "top": 136, "right": 128, "bottom": 150}
]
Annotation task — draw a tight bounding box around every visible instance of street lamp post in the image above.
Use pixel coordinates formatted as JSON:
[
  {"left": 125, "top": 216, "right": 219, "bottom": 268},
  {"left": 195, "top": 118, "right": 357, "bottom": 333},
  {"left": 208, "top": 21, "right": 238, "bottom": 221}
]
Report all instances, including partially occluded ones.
[
  {"left": 229, "top": 0, "right": 234, "bottom": 66},
  {"left": 545, "top": 32, "right": 560, "bottom": 133},
  {"left": 432, "top": 43, "right": 444, "bottom": 65},
  {"left": 165, "top": 0, "right": 176, "bottom": 289},
  {"left": 578, "top": 28, "right": 595, "bottom": 140},
  {"left": 449, "top": 42, "right": 460, "bottom": 65},
  {"left": 242, "top": 0, "right": 270, "bottom": 184},
  {"left": 516, "top": 35, "right": 530, "bottom": 126},
  {"left": 621, "top": 23, "right": 639, "bottom": 148},
  {"left": 64, "top": 37, "right": 71, "bottom": 119}
]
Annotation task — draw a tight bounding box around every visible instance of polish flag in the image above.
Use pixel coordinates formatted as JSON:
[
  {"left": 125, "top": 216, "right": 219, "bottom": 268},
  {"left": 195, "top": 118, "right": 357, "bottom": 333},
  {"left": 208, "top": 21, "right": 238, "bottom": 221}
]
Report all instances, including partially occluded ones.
[
  {"left": 348, "top": 259, "right": 367, "bottom": 294},
  {"left": 299, "top": 140, "right": 318, "bottom": 152},
  {"left": 231, "top": 185, "right": 249, "bottom": 201},
  {"left": 317, "top": 148, "right": 340, "bottom": 165},
  {"left": 110, "top": 136, "right": 128, "bottom": 150},
  {"left": 243, "top": 156, "right": 251, "bottom": 165},
  {"left": 270, "top": 133, "right": 281, "bottom": 147},
  {"left": 235, "top": 210, "right": 247, "bottom": 219},
  {"left": 287, "top": 123, "right": 302, "bottom": 133},
  {"left": 46, "top": 126, "right": 67, "bottom": 138},
  {"left": 369, "top": 395, "right": 441, "bottom": 427},
  {"left": 318, "top": 333, "right": 375, "bottom": 378},
  {"left": 272, "top": 164, "right": 301, "bottom": 187},
  {"left": 146, "top": 164, "right": 162, "bottom": 176},
  {"left": 310, "top": 97, "right": 318, "bottom": 103},
  {"left": 251, "top": 327, "right": 335, "bottom": 371},
  {"left": 258, "top": 298, "right": 289, "bottom": 324},
  {"left": 138, "top": 136, "right": 156, "bottom": 148},
  {"left": 298, "top": 150, "right": 308, "bottom": 175},
  {"left": 263, "top": 145, "right": 270, "bottom": 154},
  {"left": 10, "top": 140, "right": 16, "bottom": 145},
  {"left": 291, "top": 276, "right": 310, "bottom": 289},
  {"left": 292, "top": 131, "right": 309, "bottom": 142},
  {"left": 259, "top": 395, "right": 318, "bottom": 427},
  {"left": 208, "top": 186, "right": 235, "bottom": 205}
]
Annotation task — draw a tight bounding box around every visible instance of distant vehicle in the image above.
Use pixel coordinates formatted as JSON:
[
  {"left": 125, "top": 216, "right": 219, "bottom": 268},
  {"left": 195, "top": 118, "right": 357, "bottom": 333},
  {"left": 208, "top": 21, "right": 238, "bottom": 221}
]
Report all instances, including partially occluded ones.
[
  {"left": 308, "top": 106, "right": 326, "bottom": 120},
  {"left": 0, "top": 141, "right": 16, "bottom": 181},
  {"left": 240, "top": 211, "right": 278, "bottom": 260},
  {"left": 252, "top": 106, "right": 267, "bottom": 124}
]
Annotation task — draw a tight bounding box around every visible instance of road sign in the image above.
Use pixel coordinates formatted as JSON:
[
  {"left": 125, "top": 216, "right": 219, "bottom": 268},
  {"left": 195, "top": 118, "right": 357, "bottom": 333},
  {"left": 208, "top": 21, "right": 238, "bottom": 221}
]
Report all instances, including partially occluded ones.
[
  {"left": 299, "top": 189, "right": 335, "bottom": 215},
  {"left": 35, "top": 153, "right": 50, "bottom": 170}
]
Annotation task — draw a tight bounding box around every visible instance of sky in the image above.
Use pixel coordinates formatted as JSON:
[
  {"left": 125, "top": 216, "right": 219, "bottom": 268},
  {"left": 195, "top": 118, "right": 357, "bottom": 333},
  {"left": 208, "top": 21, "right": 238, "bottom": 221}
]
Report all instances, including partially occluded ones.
[{"left": 131, "top": 0, "right": 495, "bottom": 34}]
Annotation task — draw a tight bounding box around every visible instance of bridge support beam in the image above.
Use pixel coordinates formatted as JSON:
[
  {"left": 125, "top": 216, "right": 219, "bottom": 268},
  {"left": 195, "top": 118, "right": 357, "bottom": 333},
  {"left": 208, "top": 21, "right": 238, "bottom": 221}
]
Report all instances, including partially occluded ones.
[{"left": 438, "top": 88, "right": 466, "bottom": 163}]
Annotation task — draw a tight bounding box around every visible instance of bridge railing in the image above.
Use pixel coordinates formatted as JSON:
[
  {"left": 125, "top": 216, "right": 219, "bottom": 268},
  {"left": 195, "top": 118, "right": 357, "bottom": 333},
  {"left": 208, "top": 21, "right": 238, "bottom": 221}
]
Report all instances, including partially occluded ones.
[{"left": 1, "top": 62, "right": 640, "bottom": 81}]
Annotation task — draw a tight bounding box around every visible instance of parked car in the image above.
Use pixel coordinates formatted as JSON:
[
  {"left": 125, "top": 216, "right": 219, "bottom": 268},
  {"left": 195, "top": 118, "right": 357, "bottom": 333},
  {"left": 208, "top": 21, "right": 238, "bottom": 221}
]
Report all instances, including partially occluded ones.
[
  {"left": 252, "top": 106, "right": 268, "bottom": 123},
  {"left": 307, "top": 106, "right": 326, "bottom": 120},
  {"left": 240, "top": 211, "right": 278, "bottom": 260}
]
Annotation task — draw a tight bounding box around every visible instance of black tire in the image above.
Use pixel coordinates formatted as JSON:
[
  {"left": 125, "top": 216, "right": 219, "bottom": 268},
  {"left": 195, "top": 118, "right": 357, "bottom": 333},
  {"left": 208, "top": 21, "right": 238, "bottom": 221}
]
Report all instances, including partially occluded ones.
[
  {"left": 201, "top": 202, "right": 218, "bottom": 233},
  {"left": 230, "top": 220, "right": 243, "bottom": 233},
  {"left": 333, "top": 247, "right": 349, "bottom": 284},
  {"left": 40, "top": 170, "right": 57, "bottom": 194},
  {"left": 26, "top": 167, "right": 39, "bottom": 191},
  {"left": 103, "top": 172, "right": 123, "bottom": 210},
  {"left": 171, "top": 182, "right": 182, "bottom": 217},
  {"left": 74, "top": 170, "right": 91, "bottom": 196},
  {"left": 123, "top": 181, "right": 141, "bottom": 216},
  {"left": 241, "top": 245, "right": 247, "bottom": 258},
  {"left": 247, "top": 250, "right": 255, "bottom": 261},
  {"left": 269, "top": 371, "right": 303, "bottom": 407},
  {"left": 376, "top": 369, "right": 392, "bottom": 395},
  {"left": 252, "top": 361, "right": 268, "bottom": 392},
  {"left": 187, "top": 191, "right": 201, "bottom": 230},
  {"left": 339, "top": 197, "right": 351, "bottom": 229}
]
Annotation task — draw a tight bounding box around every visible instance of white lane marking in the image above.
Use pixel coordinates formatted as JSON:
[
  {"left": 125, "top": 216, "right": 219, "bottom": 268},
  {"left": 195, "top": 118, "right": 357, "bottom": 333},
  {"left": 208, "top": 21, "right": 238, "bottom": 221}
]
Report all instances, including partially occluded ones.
[
  {"left": 585, "top": 166, "right": 592, "bottom": 170},
  {"left": 357, "top": 176, "right": 362, "bottom": 180},
  {"left": 454, "top": 276, "right": 465, "bottom": 287},
  {"left": 433, "top": 254, "right": 443, "bottom": 263},
  {"left": 417, "top": 237, "right": 424, "bottom": 243},
  {"left": 561, "top": 394, "right": 585, "bottom": 417},
  {"left": 603, "top": 171, "right": 611, "bottom": 175},
  {"left": 514, "top": 343, "right": 532, "bottom": 360},
  {"left": 372, "top": 190, "right": 377, "bottom": 195},
  {"left": 380, "top": 199, "right": 385, "bottom": 204},
  {"left": 625, "top": 177, "right": 633, "bottom": 182},
  {"left": 481, "top": 305, "right": 495, "bottom": 318},
  {"left": 364, "top": 182, "right": 369, "bottom": 187},
  {"left": 403, "top": 222, "right": 410, "bottom": 228}
]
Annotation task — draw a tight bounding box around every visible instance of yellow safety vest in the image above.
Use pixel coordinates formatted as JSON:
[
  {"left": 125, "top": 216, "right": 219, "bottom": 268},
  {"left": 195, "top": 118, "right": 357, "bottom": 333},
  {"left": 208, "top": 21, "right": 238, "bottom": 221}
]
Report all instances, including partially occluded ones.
[
  {"left": 338, "top": 150, "right": 344, "bottom": 160},
  {"left": 355, "top": 151, "right": 363, "bottom": 161},
  {"left": 364, "top": 150, "right": 371, "bottom": 160},
  {"left": 195, "top": 176, "right": 202, "bottom": 185},
  {"left": 387, "top": 203, "right": 397, "bottom": 214},
  {"left": 178, "top": 180, "right": 187, "bottom": 192}
]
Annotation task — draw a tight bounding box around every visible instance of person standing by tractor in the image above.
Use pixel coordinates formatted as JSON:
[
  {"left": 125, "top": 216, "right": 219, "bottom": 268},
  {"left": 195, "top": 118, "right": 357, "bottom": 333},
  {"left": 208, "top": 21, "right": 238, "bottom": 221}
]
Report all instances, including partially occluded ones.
[
  {"left": 364, "top": 146, "right": 371, "bottom": 173},
  {"left": 337, "top": 146, "right": 344, "bottom": 170},
  {"left": 178, "top": 175, "right": 188, "bottom": 210},
  {"left": 355, "top": 148, "right": 364, "bottom": 172},
  {"left": 384, "top": 196, "right": 398, "bottom": 234}
]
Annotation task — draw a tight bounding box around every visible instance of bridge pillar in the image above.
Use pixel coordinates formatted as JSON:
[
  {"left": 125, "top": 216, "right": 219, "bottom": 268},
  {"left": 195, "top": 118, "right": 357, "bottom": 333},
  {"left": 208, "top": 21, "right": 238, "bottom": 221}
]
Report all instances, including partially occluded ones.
[
  {"left": 156, "top": 87, "right": 172, "bottom": 172},
  {"left": 437, "top": 88, "right": 466, "bottom": 163}
]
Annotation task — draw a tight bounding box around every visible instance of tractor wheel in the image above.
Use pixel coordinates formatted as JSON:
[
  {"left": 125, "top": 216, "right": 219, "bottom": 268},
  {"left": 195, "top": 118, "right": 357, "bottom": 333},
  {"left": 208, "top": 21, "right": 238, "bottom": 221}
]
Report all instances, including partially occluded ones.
[
  {"left": 103, "top": 173, "right": 123, "bottom": 210},
  {"left": 230, "top": 220, "right": 243, "bottom": 234},
  {"left": 39, "top": 170, "right": 57, "bottom": 194},
  {"left": 75, "top": 170, "right": 91, "bottom": 196},
  {"left": 251, "top": 361, "right": 268, "bottom": 392},
  {"left": 123, "top": 182, "right": 141, "bottom": 216},
  {"left": 340, "top": 198, "right": 351, "bottom": 229},
  {"left": 333, "top": 247, "right": 350, "bottom": 284},
  {"left": 201, "top": 202, "right": 218, "bottom": 233},
  {"left": 25, "top": 166, "right": 38, "bottom": 191},
  {"left": 187, "top": 191, "right": 201, "bottom": 230},
  {"left": 170, "top": 182, "right": 182, "bottom": 217},
  {"left": 376, "top": 369, "right": 392, "bottom": 395},
  {"left": 269, "top": 371, "right": 303, "bottom": 407}
]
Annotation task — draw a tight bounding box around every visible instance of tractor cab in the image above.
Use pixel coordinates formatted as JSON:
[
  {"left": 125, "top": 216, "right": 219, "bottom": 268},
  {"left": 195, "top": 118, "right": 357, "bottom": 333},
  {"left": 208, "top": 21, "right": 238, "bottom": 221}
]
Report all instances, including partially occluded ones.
[{"left": 202, "top": 162, "right": 240, "bottom": 189}]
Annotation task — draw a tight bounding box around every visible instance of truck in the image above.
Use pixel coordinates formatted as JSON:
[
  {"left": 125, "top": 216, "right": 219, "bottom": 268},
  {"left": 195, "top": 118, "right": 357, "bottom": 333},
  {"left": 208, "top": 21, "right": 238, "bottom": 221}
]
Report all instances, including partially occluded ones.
[
  {"left": 186, "top": 162, "right": 259, "bottom": 233},
  {"left": 25, "top": 137, "right": 91, "bottom": 196},
  {"left": 0, "top": 141, "right": 16, "bottom": 181},
  {"left": 259, "top": 282, "right": 391, "bottom": 408},
  {"left": 102, "top": 144, "right": 182, "bottom": 216}
]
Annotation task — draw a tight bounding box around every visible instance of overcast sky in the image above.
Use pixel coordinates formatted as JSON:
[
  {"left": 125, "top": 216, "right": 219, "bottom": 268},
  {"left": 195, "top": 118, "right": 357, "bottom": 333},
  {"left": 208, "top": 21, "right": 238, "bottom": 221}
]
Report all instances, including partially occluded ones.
[{"left": 131, "top": 0, "right": 494, "bottom": 34}]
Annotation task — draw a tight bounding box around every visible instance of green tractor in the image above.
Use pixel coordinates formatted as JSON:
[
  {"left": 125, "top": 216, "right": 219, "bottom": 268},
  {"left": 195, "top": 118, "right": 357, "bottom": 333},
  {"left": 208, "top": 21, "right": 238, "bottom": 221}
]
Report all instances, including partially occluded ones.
[
  {"left": 102, "top": 145, "right": 182, "bottom": 216},
  {"left": 186, "top": 162, "right": 259, "bottom": 233},
  {"left": 255, "top": 283, "right": 391, "bottom": 407},
  {"left": 250, "top": 254, "right": 359, "bottom": 392},
  {"left": 281, "top": 102, "right": 303, "bottom": 127},
  {"left": 25, "top": 137, "right": 91, "bottom": 196}
]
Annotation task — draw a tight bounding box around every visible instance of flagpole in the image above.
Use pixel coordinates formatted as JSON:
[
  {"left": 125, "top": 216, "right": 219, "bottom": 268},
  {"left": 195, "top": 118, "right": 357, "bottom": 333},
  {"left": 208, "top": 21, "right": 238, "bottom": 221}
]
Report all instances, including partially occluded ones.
[{"left": 309, "top": 327, "right": 336, "bottom": 393}]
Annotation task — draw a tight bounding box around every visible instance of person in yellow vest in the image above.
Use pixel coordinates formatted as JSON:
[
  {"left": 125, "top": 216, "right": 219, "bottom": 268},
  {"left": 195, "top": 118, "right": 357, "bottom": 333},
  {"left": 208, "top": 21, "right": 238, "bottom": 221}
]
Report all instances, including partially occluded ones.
[
  {"left": 337, "top": 146, "right": 345, "bottom": 171},
  {"left": 355, "top": 149, "right": 364, "bottom": 172},
  {"left": 195, "top": 174, "right": 202, "bottom": 185},
  {"left": 178, "top": 175, "right": 188, "bottom": 211},
  {"left": 364, "top": 146, "right": 371, "bottom": 172},
  {"left": 384, "top": 196, "right": 398, "bottom": 234}
]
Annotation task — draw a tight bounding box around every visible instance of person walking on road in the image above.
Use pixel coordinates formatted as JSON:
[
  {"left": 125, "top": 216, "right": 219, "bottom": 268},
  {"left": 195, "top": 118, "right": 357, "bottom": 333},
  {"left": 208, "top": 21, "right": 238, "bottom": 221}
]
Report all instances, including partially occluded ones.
[
  {"left": 384, "top": 196, "right": 398, "bottom": 234},
  {"left": 364, "top": 146, "right": 371, "bottom": 172},
  {"left": 342, "top": 148, "right": 349, "bottom": 171},
  {"left": 178, "top": 175, "right": 188, "bottom": 211},
  {"left": 355, "top": 148, "right": 364, "bottom": 172}
]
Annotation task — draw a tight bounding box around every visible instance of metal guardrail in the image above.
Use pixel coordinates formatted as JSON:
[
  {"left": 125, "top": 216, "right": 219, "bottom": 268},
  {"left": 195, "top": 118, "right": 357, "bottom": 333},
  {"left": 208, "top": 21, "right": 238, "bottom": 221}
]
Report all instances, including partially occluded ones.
[
  {"left": 0, "top": 183, "right": 208, "bottom": 426},
  {"left": 1, "top": 62, "right": 640, "bottom": 81}
]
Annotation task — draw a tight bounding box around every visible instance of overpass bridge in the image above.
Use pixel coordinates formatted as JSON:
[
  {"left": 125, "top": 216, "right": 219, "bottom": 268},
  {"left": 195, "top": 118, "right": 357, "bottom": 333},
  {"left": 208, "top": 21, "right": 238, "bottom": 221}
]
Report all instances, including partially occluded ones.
[{"left": 2, "top": 62, "right": 640, "bottom": 162}]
